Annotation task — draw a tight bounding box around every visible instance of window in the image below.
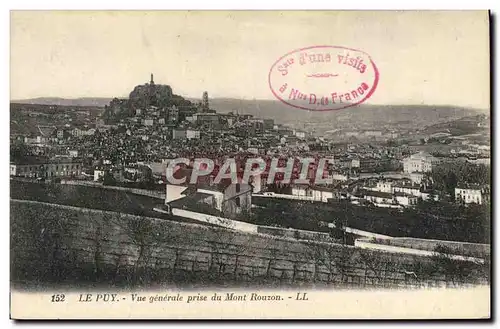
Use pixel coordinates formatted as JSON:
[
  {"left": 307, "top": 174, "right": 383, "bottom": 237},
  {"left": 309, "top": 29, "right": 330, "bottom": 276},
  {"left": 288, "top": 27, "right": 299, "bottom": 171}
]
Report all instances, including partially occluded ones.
[
  {"left": 236, "top": 184, "right": 240, "bottom": 193},
  {"left": 235, "top": 197, "right": 241, "bottom": 207}
]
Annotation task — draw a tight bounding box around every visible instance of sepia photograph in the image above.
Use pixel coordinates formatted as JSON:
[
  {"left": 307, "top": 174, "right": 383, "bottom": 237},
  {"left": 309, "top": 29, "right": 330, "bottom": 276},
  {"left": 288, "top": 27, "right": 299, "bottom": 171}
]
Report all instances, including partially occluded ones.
[{"left": 9, "top": 10, "right": 491, "bottom": 319}]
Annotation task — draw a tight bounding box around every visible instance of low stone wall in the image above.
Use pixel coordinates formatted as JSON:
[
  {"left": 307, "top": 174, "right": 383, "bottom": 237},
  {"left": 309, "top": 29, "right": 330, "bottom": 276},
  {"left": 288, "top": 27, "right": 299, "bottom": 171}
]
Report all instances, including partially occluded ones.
[
  {"left": 253, "top": 194, "right": 317, "bottom": 202},
  {"left": 10, "top": 199, "right": 489, "bottom": 289},
  {"left": 377, "top": 237, "right": 490, "bottom": 258},
  {"left": 257, "top": 226, "right": 341, "bottom": 244},
  {"left": 61, "top": 180, "right": 165, "bottom": 199},
  {"left": 327, "top": 223, "right": 392, "bottom": 239},
  {"left": 355, "top": 239, "right": 486, "bottom": 264},
  {"left": 165, "top": 207, "right": 340, "bottom": 243},
  {"left": 170, "top": 208, "right": 259, "bottom": 233}
]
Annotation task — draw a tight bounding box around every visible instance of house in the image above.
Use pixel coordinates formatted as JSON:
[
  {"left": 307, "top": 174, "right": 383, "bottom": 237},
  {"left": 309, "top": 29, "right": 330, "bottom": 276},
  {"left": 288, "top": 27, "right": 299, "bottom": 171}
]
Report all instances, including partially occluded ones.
[
  {"left": 143, "top": 118, "right": 154, "bottom": 126},
  {"left": 94, "top": 169, "right": 105, "bottom": 181},
  {"left": 24, "top": 135, "right": 48, "bottom": 146},
  {"left": 291, "top": 184, "right": 309, "bottom": 197},
  {"left": 193, "top": 113, "right": 221, "bottom": 126},
  {"left": 331, "top": 173, "right": 348, "bottom": 181},
  {"left": 394, "top": 192, "right": 419, "bottom": 206},
  {"left": 392, "top": 182, "right": 422, "bottom": 198},
  {"left": 82, "top": 128, "right": 96, "bottom": 136},
  {"left": 10, "top": 157, "right": 83, "bottom": 178},
  {"left": 294, "top": 130, "right": 307, "bottom": 139},
  {"left": 361, "top": 190, "right": 398, "bottom": 207},
  {"left": 70, "top": 128, "right": 82, "bottom": 137},
  {"left": 248, "top": 118, "right": 265, "bottom": 133},
  {"left": 373, "top": 181, "right": 393, "bottom": 193},
  {"left": 409, "top": 172, "right": 425, "bottom": 184},
  {"left": 164, "top": 166, "right": 212, "bottom": 203},
  {"left": 56, "top": 129, "right": 67, "bottom": 139},
  {"left": 291, "top": 184, "right": 334, "bottom": 202},
  {"left": 360, "top": 189, "right": 410, "bottom": 208},
  {"left": 165, "top": 183, "right": 189, "bottom": 203},
  {"left": 455, "top": 184, "right": 489, "bottom": 205},
  {"left": 359, "top": 187, "right": 417, "bottom": 208},
  {"left": 248, "top": 174, "right": 263, "bottom": 193},
  {"left": 403, "top": 151, "right": 439, "bottom": 173},
  {"left": 186, "top": 129, "right": 201, "bottom": 140},
  {"left": 365, "top": 179, "right": 437, "bottom": 203},
  {"left": 358, "top": 157, "right": 379, "bottom": 173},
  {"left": 197, "top": 181, "right": 252, "bottom": 218},
  {"left": 364, "top": 130, "right": 383, "bottom": 137},
  {"left": 172, "top": 129, "right": 187, "bottom": 139},
  {"left": 310, "top": 186, "right": 334, "bottom": 202},
  {"left": 168, "top": 180, "right": 252, "bottom": 219},
  {"left": 167, "top": 106, "right": 179, "bottom": 123},
  {"left": 123, "top": 165, "right": 153, "bottom": 182},
  {"left": 263, "top": 119, "right": 274, "bottom": 130},
  {"left": 247, "top": 147, "right": 259, "bottom": 154}
]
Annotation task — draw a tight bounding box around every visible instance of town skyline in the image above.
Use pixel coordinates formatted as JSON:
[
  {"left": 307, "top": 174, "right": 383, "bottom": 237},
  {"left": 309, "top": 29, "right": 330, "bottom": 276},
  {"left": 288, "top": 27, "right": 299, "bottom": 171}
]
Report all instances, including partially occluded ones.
[{"left": 11, "top": 11, "right": 490, "bottom": 109}]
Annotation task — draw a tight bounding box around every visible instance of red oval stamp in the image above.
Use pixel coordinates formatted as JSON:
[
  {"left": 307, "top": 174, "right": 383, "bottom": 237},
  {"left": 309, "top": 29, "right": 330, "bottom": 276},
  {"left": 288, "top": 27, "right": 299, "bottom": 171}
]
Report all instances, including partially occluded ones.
[{"left": 268, "top": 45, "right": 379, "bottom": 111}]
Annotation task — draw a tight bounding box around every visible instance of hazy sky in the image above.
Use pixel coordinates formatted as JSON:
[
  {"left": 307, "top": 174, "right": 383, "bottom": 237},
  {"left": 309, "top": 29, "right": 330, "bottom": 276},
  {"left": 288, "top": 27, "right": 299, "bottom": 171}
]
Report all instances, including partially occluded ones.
[{"left": 11, "top": 11, "right": 489, "bottom": 109}]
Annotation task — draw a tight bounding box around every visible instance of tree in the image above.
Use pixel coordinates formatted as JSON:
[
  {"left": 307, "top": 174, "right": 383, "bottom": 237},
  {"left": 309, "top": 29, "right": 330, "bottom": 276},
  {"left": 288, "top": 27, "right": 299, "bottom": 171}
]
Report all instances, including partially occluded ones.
[
  {"left": 431, "top": 244, "right": 479, "bottom": 287},
  {"left": 307, "top": 236, "right": 355, "bottom": 286},
  {"left": 444, "top": 171, "right": 458, "bottom": 200},
  {"left": 358, "top": 249, "right": 386, "bottom": 287},
  {"left": 102, "top": 171, "right": 117, "bottom": 186},
  {"left": 10, "top": 142, "right": 32, "bottom": 162},
  {"left": 112, "top": 214, "right": 159, "bottom": 285}
]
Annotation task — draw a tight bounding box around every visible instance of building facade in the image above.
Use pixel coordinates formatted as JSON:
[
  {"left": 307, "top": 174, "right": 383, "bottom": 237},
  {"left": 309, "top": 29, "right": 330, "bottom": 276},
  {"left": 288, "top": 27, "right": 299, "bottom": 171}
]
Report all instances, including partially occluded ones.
[
  {"left": 403, "top": 151, "right": 439, "bottom": 173},
  {"left": 10, "top": 159, "right": 83, "bottom": 178},
  {"left": 455, "top": 184, "right": 489, "bottom": 205}
]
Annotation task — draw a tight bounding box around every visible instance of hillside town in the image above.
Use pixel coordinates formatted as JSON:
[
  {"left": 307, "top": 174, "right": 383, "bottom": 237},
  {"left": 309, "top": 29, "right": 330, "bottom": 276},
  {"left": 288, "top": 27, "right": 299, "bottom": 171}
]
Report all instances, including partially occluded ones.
[
  {"left": 8, "top": 12, "right": 494, "bottom": 324},
  {"left": 11, "top": 74, "right": 490, "bottom": 210},
  {"left": 10, "top": 75, "right": 491, "bottom": 288}
]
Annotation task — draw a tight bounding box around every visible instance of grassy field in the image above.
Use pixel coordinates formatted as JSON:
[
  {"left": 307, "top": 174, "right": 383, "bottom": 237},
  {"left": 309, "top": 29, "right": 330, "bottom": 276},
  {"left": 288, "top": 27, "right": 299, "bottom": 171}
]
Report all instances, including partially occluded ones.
[
  {"left": 10, "top": 180, "right": 200, "bottom": 225},
  {"left": 251, "top": 197, "right": 490, "bottom": 244}
]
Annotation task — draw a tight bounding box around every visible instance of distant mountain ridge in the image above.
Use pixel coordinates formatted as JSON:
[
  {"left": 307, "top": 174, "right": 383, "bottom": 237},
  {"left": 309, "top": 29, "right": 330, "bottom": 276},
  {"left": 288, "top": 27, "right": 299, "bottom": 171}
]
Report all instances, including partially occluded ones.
[
  {"left": 205, "top": 98, "right": 488, "bottom": 131},
  {"left": 11, "top": 97, "right": 116, "bottom": 107},
  {"left": 11, "top": 97, "right": 488, "bottom": 130}
]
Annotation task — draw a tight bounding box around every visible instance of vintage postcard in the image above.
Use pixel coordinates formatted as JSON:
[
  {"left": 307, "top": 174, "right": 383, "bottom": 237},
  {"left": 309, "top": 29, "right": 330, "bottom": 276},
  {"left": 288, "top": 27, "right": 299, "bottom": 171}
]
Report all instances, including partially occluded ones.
[{"left": 10, "top": 10, "right": 491, "bottom": 319}]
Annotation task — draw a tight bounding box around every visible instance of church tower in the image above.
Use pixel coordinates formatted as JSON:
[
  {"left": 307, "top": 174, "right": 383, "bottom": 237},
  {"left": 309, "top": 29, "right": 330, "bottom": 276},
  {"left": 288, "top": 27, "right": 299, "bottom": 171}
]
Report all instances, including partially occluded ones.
[
  {"left": 202, "top": 91, "right": 209, "bottom": 112},
  {"left": 150, "top": 73, "right": 155, "bottom": 85}
]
